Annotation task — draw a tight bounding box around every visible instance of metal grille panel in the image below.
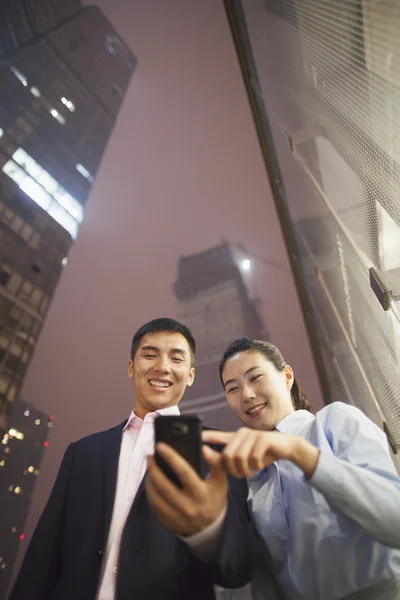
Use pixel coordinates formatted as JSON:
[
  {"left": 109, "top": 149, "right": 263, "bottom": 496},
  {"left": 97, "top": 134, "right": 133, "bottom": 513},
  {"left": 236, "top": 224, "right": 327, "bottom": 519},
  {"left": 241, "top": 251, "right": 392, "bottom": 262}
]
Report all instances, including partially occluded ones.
[{"left": 231, "top": 0, "right": 400, "bottom": 465}]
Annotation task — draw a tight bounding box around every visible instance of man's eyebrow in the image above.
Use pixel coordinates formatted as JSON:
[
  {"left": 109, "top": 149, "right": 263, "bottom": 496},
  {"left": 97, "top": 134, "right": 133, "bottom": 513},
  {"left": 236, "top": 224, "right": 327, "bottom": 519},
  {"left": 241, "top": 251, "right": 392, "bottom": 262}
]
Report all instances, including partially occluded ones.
[
  {"left": 139, "top": 345, "right": 158, "bottom": 352},
  {"left": 223, "top": 366, "right": 260, "bottom": 388},
  {"left": 170, "top": 348, "right": 187, "bottom": 356}
]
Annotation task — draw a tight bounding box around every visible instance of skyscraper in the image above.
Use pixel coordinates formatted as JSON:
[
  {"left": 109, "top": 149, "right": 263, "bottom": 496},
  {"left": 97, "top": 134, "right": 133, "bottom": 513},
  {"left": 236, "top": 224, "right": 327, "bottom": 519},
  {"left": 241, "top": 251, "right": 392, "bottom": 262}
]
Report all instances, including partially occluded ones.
[
  {"left": 0, "top": 397, "right": 51, "bottom": 597},
  {"left": 0, "top": 4, "right": 135, "bottom": 589},
  {"left": 174, "top": 242, "right": 267, "bottom": 430},
  {"left": 0, "top": 3, "right": 136, "bottom": 429}
]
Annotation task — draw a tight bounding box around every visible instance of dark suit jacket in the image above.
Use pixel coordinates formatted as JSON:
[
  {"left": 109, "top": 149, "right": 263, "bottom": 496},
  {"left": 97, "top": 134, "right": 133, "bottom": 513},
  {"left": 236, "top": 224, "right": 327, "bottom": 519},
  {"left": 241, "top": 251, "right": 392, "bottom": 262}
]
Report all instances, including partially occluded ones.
[{"left": 9, "top": 420, "right": 274, "bottom": 600}]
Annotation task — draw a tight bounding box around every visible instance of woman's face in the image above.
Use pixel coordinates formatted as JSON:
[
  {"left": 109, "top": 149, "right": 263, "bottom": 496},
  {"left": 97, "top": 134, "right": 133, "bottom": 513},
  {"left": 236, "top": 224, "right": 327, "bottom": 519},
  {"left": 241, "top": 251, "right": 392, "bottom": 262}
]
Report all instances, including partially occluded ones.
[{"left": 222, "top": 350, "right": 295, "bottom": 430}]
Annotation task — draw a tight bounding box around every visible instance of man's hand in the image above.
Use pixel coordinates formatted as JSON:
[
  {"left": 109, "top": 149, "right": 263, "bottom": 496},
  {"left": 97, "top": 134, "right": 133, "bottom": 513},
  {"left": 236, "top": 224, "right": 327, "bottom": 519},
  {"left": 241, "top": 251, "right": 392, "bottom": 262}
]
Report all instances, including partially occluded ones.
[
  {"left": 145, "top": 443, "right": 227, "bottom": 536},
  {"left": 202, "top": 428, "right": 320, "bottom": 479}
]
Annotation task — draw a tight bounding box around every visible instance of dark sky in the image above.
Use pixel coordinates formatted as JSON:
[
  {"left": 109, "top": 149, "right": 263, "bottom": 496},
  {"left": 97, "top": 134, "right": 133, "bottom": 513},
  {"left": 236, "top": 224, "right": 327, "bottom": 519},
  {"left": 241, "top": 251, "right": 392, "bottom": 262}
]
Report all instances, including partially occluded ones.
[{"left": 16, "top": 0, "right": 321, "bottom": 570}]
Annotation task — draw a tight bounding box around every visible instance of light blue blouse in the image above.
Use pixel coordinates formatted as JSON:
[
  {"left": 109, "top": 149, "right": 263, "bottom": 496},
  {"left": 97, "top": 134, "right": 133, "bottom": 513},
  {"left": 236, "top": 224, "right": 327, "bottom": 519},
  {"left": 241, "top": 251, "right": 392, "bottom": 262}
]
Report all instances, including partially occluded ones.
[{"left": 248, "top": 402, "right": 400, "bottom": 600}]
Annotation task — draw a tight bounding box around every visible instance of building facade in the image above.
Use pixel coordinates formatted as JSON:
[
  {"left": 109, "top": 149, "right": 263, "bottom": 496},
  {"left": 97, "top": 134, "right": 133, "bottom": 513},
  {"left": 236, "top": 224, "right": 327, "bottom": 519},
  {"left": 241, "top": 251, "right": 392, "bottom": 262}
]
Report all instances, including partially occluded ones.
[
  {"left": 0, "top": 3, "right": 136, "bottom": 428},
  {"left": 0, "top": 397, "right": 51, "bottom": 597},
  {"left": 174, "top": 242, "right": 266, "bottom": 431},
  {"left": 224, "top": 0, "right": 400, "bottom": 467}
]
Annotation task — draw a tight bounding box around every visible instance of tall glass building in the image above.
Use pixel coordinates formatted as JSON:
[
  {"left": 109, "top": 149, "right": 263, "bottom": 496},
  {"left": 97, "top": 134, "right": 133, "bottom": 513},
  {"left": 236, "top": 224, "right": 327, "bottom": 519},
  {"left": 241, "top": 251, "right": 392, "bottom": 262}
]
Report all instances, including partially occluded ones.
[
  {"left": 0, "top": 3, "right": 136, "bottom": 428},
  {"left": 224, "top": 0, "right": 400, "bottom": 469},
  {"left": 0, "top": 3, "right": 135, "bottom": 591}
]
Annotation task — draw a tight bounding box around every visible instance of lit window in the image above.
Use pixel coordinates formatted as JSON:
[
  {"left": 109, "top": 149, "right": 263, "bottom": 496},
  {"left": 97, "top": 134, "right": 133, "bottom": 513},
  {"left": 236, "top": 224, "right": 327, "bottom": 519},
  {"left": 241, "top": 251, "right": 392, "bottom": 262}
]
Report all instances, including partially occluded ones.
[
  {"left": 11, "top": 67, "right": 28, "bottom": 86},
  {"left": 0, "top": 460, "right": 5, "bottom": 467},
  {"left": 8, "top": 486, "right": 14, "bottom": 492},
  {"left": 34, "top": 469, "right": 40, "bottom": 476},
  {"left": 24, "top": 409, "right": 30, "bottom": 416},
  {"left": 30, "top": 86, "right": 41, "bottom": 97},
  {"left": 49, "top": 109, "right": 66, "bottom": 125},
  {"left": 48, "top": 202, "right": 78, "bottom": 239},
  {"left": 76, "top": 163, "right": 93, "bottom": 183},
  {"left": 27, "top": 466, "right": 34, "bottom": 473},
  {"left": 35, "top": 419, "right": 41, "bottom": 425},
  {"left": 8, "top": 428, "right": 24, "bottom": 441},
  {"left": 53, "top": 189, "right": 83, "bottom": 222},
  {"left": 61, "top": 257, "right": 68, "bottom": 267},
  {"left": 11, "top": 527, "right": 16, "bottom": 533},
  {"left": 14, "top": 486, "right": 21, "bottom": 495},
  {"left": 61, "top": 97, "right": 75, "bottom": 112},
  {"left": 48, "top": 422, "right": 53, "bottom": 428},
  {"left": 0, "top": 127, "right": 3, "bottom": 138},
  {"left": 2, "top": 148, "right": 83, "bottom": 239}
]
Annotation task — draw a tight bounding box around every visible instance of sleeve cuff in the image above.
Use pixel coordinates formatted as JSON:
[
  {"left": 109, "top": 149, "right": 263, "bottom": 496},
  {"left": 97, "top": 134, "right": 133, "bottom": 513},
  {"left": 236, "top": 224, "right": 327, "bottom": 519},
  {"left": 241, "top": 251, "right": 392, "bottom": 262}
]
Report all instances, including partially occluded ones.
[
  {"left": 178, "top": 504, "right": 228, "bottom": 557},
  {"left": 307, "top": 450, "right": 344, "bottom": 496}
]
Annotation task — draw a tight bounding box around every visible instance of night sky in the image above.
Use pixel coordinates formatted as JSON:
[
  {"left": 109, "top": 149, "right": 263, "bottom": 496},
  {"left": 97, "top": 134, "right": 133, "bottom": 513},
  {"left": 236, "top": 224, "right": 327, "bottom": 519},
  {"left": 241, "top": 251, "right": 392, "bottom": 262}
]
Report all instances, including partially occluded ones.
[{"left": 15, "top": 0, "right": 321, "bottom": 575}]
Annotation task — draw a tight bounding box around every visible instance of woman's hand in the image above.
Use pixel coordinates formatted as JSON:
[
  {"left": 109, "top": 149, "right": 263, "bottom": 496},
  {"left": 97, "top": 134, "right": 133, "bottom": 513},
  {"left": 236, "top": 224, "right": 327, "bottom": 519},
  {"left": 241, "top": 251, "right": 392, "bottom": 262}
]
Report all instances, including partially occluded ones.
[{"left": 202, "top": 428, "right": 320, "bottom": 478}]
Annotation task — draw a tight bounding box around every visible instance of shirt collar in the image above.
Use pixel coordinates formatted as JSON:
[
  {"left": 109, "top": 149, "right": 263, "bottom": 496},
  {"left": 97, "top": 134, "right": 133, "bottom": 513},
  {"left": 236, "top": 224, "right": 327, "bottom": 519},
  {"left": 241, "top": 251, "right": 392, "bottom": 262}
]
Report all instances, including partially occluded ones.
[
  {"left": 275, "top": 409, "right": 314, "bottom": 434},
  {"left": 123, "top": 404, "right": 180, "bottom": 432}
]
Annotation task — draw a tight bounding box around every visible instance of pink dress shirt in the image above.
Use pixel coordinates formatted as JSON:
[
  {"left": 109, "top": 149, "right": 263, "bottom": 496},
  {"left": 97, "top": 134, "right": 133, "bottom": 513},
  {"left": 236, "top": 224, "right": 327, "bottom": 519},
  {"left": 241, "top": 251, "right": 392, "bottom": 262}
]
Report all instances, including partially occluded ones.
[
  {"left": 97, "top": 406, "right": 226, "bottom": 600},
  {"left": 97, "top": 405, "right": 180, "bottom": 600}
]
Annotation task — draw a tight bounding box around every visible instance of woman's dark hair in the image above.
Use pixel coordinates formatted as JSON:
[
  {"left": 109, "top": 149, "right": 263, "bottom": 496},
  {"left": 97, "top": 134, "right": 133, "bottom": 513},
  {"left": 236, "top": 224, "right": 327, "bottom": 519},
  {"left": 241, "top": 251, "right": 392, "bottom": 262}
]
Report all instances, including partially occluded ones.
[{"left": 219, "top": 337, "right": 313, "bottom": 413}]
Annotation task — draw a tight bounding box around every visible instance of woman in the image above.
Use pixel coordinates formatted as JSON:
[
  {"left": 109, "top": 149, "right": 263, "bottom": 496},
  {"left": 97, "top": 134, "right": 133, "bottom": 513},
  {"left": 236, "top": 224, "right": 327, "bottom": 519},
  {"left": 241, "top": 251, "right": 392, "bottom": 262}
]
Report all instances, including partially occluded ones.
[{"left": 203, "top": 337, "right": 400, "bottom": 600}]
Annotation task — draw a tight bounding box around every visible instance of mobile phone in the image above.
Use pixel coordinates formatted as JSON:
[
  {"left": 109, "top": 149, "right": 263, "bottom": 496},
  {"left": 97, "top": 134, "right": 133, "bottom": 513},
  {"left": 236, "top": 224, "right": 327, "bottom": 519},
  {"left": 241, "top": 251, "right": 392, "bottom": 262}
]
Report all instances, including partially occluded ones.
[{"left": 154, "top": 414, "right": 202, "bottom": 488}]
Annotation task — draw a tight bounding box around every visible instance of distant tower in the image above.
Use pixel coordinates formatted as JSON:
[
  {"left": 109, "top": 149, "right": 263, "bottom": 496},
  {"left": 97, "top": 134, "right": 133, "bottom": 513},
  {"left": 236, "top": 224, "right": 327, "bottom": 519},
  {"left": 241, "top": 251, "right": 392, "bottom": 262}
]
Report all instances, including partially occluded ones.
[{"left": 174, "top": 242, "right": 267, "bottom": 429}]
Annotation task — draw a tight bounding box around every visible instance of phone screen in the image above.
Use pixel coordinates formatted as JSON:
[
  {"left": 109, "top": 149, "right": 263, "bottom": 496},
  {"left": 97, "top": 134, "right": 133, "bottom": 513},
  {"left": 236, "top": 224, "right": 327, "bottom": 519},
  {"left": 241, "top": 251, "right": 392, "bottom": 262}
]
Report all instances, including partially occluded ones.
[{"left": 154, "top": 415, "right": 202, "bottom": 488}]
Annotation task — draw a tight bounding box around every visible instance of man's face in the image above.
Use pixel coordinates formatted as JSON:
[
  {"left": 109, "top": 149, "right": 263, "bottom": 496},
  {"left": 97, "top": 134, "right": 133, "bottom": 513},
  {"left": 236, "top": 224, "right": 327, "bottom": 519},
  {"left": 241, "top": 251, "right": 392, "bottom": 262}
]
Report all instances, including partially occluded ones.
[{"left": 128, "top": 331, "right": 195, "bottom": 418}]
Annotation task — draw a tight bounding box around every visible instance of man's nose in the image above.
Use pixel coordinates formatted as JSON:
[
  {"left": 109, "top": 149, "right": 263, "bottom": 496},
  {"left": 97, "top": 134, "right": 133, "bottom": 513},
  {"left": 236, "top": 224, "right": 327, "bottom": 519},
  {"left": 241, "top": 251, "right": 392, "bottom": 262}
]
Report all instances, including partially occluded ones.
[{"left": 154, "top": 357, "right": 171, "bottom": 373}]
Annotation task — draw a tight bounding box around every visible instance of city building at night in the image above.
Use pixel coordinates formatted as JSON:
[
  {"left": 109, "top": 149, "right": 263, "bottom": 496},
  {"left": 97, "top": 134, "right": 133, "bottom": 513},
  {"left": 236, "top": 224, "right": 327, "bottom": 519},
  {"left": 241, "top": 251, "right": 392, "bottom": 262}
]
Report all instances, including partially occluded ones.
[
  {"left": 0, "top": 2, "right": 136, "bottom": 429},
  {"left": 0, "top": 397, "right": 52, "bottom": 597},
  {"left": 174, "top": 242, "right": 267, "bottom": 430}
]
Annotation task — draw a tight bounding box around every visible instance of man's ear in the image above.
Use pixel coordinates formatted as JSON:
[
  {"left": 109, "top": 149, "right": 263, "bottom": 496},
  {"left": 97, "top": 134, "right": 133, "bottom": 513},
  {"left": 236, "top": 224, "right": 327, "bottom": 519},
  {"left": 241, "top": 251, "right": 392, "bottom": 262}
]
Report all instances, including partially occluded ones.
[
  {"left": 128, "top": 359, "right": 134, "bottom": 380},
  {"left": 186, "top": 367, "right": 195, "bottom": 387}
]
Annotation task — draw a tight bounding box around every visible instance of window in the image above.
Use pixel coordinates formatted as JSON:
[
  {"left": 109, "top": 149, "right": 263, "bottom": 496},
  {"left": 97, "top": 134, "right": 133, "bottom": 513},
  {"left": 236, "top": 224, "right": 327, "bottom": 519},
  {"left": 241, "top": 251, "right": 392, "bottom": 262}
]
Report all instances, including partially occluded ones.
[
  {"left": 29, "top": 232, "right": 41, "bottom": 250},
  {"left": 20, "top": 224, "right": 33, "bottom": 242},
  {"left": 2, "top": 148, "right": 83, "bottom": 239},
  {"left": 0, "top": 269, "right": 10, "bottom": 286},
  {"left": 19, "top": 314, "right": 32, "bottom": 334},
  {"left": 30, "top": 288, "right": 43, "bottom": 309},
  {"left": 11, "top": 216, "right": 23, "bottom": 233},
  {"left": 8, "top": 272, "right": 22, "bottom": 294}
]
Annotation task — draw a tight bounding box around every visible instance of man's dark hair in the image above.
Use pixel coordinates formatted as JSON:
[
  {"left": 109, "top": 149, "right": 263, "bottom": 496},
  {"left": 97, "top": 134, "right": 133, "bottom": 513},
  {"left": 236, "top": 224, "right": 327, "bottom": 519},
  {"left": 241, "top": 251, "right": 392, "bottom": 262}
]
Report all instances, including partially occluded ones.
[
  {"left": 130, "top": 317, "right": 196, "bottom": 365},
  {"left": 219, "top": 337, "right": 313, "bottom": 413}
]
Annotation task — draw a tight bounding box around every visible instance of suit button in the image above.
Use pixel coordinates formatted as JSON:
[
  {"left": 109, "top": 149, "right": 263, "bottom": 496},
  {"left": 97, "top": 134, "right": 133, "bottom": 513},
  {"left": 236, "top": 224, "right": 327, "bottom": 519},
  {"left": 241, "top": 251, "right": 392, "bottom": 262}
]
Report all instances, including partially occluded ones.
[{"left": 97, "top": 550, "right": 103, "bottom": 557}]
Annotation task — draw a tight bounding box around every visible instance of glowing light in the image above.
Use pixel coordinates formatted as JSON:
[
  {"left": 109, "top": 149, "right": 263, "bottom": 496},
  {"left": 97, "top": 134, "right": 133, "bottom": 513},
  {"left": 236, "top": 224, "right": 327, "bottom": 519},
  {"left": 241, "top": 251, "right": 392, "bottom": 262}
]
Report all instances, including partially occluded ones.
[
  {"left": 24, "top": 409, "right": 30, "bottom": 416},
  {"left": 49, "top": 108, "right": 66, "bottom": 124},
  {"left": 43, "top": 441, "right": 49, "bottom": 447},
  {"left": 76, "top": 163, "right": 93, "bottom": 183},
  {"left": 2, "top": 149, "right": 83, "bottom": 239},
  {"left": 11, "top": 67, "right": 27, "bottom": 86},
  {"left": 61, "top": 97, "right": 75, "bottom": 112},
  {"left": 34, "top": 419, "right": 41, "bottom": 425},
  {"left": 30, "top": 87, "right": 41, "bottom": 97},
  {"left": 19, "top": 534, "right": 25, "bottom": 541},
  {"left": 241, "top": 259, "right": 251, "bottom": 271},
  {"left": 8, "top": 428, "right": 24, "bottom": 440}
]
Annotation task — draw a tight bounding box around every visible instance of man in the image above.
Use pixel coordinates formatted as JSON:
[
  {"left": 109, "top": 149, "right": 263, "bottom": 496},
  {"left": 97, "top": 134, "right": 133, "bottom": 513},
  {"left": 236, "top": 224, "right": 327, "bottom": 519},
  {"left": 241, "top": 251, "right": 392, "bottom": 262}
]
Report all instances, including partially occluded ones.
[{"left": 10, "top": 318, "right": 254, "bottom": 600}]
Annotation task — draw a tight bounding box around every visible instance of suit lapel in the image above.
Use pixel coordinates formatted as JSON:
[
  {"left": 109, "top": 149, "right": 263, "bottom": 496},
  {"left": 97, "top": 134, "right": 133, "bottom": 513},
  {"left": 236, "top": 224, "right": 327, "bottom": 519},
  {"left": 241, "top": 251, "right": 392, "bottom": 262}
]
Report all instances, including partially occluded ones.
[{"left": 102, "top": 421, "right": 126, "bottom": 545}]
